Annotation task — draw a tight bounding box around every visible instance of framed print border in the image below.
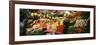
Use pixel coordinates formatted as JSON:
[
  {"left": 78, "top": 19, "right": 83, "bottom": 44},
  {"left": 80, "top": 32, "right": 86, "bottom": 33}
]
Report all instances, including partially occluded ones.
[{"left": 9, "top": 1, "right": 96, "bottom": 44}]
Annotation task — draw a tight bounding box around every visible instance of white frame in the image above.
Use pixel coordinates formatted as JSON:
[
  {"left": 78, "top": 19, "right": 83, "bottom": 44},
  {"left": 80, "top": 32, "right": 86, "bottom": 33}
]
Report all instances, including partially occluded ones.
[{"left": 15, "top": 4, "right": 94, "bottom": 41}]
